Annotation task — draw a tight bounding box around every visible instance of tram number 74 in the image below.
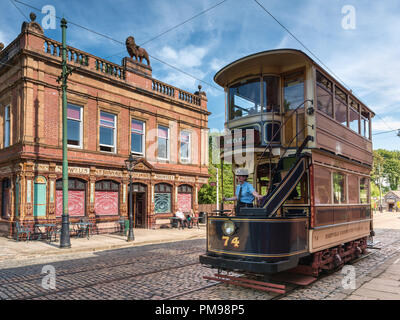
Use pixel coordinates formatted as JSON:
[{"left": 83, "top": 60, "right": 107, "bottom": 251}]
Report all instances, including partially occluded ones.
[{"left": 222, "top": 236, "right": 240, "bottom": 248}]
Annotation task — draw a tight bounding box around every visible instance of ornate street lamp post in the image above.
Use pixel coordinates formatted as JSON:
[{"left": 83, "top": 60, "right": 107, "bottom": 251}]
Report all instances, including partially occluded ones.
[
  {"left": 59, "top": 18, "right": 71, "bottom": 248},
  {"left": 125, "top": 154, "right": 138, "bottom": 242}
]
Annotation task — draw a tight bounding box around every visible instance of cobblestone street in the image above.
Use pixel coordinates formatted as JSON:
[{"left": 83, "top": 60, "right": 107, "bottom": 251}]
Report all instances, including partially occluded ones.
[{"left": 0, "top": 212, "right": 399, "bottom": 300}]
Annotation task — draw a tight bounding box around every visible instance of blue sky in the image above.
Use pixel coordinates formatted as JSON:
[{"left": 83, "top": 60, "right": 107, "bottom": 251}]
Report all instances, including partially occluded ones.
[{"left": 1, "top": 0, "right": 399, "bottom": 150}]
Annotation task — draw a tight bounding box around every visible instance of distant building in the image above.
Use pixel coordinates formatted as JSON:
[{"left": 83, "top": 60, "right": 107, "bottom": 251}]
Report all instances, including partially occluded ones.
[
  {"left": 383, "top": 191, "right": 400, "bottom": 212},
  {"left": 0, "top": 14, "right": 210, "bottom": 236}
]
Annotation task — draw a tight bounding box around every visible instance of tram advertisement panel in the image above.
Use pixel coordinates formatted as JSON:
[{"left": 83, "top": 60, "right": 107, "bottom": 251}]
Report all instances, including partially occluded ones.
[{"left": 207, "top": 217, "right": 308, "bottom": 260}]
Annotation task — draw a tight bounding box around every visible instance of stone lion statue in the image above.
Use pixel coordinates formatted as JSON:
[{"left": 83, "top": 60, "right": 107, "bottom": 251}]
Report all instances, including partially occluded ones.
[{"left": 126, "top": 36, "right": 150, "bottom": 66}]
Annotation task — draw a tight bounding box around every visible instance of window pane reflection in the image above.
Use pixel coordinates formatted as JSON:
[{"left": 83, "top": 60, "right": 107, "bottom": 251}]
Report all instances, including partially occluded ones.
[
  {"left": 349, "top": 107, "right": 359, "bottom": 133},
  {"left": 317, "top": 86, "right": 333, "bottom": 117},
  {"left": 284, "top": 73, "right": 304, "bottom": 110},
  {"left": 335, "top": 100, "right": 347, "bottom": 126},
  {"left": 263, "top": 76, "right": 280, "bottom": 112},
  {"left": 229, "top": 79, "right": 261, "bottom": 119},
  {"left": 333, "top": 172, "right": 346, "bottom": 204}
]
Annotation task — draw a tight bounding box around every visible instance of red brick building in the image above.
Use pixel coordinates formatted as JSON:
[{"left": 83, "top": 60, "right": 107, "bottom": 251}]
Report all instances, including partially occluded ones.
[{"left": 0, "top": 15, "right": 209, "bottom": 236}]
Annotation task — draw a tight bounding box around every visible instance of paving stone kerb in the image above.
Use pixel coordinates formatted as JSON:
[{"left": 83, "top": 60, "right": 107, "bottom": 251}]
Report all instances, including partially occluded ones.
[{"left": 0, "top": 226, "right": 206, "bottom": 263}]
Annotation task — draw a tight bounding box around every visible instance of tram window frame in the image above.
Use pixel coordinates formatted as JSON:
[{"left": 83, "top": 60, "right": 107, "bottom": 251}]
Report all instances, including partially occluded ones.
[
  {"left": 334, "top": 86, "right": 348, "bottom": 127},
  {"left": 283, "top": 71, "right": 305, "bottom": 111},
  {"left": 360, "top": 109, "right": 370, "bottom": 139},
  {"left": 285, "top": 174, "right": 308, "bottom": 204},
  {"left": 359, "top": 177, "right": 370, "bottom": 204},
  {"left": 316, "top": 84, "right": 333, "bottom": 118},
  {"left": 263, "top": 75, "right": 280, "bottom": 113},
  {"left": 347, "top": 174, "right": 359, "bottom": 204},
  {"left": 314, "top": 165, "right": 332, "bottom": 204},
  {"left": 333, "top": 172, "right": 346, "bottom": 204},
  {"left": 316, "top": 71, "right": 334, "bottom": 118},
  {"left": 348, "top": 100, "right": 360, "bottom": 134},
  {"left": 228, "top": 78, "right": 262, "bottom": 120}
]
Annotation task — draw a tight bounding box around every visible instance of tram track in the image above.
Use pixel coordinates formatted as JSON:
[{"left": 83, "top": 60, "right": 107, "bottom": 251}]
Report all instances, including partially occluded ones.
[
  {"left": 0, "top": 246, "right": 205, "bottom": 286},
  {"left": 11, "top": 260, "right": 203, "bottom": 300},
  {"left": 2, "top": 230, "right": 399, "bottom": 300}
]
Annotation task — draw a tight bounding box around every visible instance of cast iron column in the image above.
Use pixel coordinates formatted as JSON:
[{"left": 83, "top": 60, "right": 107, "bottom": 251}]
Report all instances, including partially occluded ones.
[{"left": 59, "top": 18, "right": 71, "bottom": 248}]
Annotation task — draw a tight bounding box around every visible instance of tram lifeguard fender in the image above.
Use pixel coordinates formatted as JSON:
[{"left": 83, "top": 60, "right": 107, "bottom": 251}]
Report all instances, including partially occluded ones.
[{"left": 259, "top": 155, "right": 308, "bottom": 217}]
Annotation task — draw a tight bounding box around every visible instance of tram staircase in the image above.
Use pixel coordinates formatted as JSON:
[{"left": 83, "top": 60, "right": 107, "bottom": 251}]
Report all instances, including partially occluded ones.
[
  {"left": 257, "top": 139, "right": 311, "bottom": 217},
  {"left": 248, "top": 99, "right": 314, "bottom": 218}
]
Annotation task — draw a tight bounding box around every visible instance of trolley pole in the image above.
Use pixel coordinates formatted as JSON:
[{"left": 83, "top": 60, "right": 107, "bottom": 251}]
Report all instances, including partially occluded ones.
[{"left": 59, "top": 18, "right": 71, "bottom": 248}]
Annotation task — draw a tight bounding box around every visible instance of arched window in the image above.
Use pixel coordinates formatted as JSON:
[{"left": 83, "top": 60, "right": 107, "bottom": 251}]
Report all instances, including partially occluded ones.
[
  {"left": 56, "top": 178, "right": 86, "bottom": 217},
  {"left": 154, "top": 183, "right": 172, "bottom": 213},
  {"left": 177, "top": 184, "right": 193, "bottom": 212},
  {"left": 95, "top": 180, "right": 119, "bottom": 216},
  {"left": 1, "top": 179, "right": 11, "bottom": 219},
  {"left": 34, "top": 176, "right": 47, "bottom": 218},
  {"left": 130, "top": 183, "right": 146, "bottom": 193},
  {"left": 95, "top": 180, "right": 119, "bottom": 191}
]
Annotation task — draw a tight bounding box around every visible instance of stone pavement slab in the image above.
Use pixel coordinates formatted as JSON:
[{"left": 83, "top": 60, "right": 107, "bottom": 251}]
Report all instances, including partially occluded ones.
[{"left": 346, "top": 252, "right": 400, "bottom": 300}]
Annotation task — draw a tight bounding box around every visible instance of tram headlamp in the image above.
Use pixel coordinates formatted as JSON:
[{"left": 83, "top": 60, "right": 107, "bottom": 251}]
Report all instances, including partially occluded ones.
[{"left": 222, "top": 220, "right": 236, "bottom": 236}]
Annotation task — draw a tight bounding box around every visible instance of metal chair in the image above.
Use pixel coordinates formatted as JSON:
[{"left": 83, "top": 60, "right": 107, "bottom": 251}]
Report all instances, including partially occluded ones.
[
  {"left": 50, "top": 225, "right": 61, "bottom": 242},
  {"left": 77, "top": 218, "right": 90, "bottom": 239},
  {"left": 15, "top": 222, "right": 31, "bottom": 242},
  {"left": 118, "top": 218, "right": 127, "bottom": 235}
]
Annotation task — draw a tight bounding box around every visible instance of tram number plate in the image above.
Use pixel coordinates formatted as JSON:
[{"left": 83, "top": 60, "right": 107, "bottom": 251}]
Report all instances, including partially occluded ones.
[{"left": 222, "top": 236, "right": 240, "bottom": 248}]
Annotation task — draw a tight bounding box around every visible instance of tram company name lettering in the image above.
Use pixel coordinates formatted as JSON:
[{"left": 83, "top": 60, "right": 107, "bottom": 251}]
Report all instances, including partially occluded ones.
[{"left": 325, "top": 226, "right": 366, "bottom": 239}]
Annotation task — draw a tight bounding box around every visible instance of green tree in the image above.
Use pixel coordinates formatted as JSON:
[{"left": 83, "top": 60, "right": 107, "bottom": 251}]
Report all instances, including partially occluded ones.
[
  {"left": 373, "top": 149, "right": 400, "bottom": 191},
  {"left": 198, "top": 132, "right": 234, "bottom": 204}
]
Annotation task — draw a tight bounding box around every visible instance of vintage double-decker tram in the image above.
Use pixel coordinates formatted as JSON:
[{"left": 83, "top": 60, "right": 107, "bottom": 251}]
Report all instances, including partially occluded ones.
[{"left": 200, "top": 49, "right": 374, "bottom": 277}]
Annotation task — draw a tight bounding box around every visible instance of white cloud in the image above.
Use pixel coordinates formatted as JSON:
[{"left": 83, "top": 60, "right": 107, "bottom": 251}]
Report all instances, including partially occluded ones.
[
  {"left": 158, "top": 45, "right": 208, "bottom": 69},
  {"left": 153, "top": 44, "right": 210, "bottom": 91},
  {"left": 373, "top": 117, "right": 400, "bottom": 132},
  {"left": 0, "top": 30, "right": 10, "bottom": 46}
]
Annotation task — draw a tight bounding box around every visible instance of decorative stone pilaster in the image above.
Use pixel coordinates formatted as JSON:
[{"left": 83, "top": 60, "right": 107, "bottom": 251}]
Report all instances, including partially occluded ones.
[
  {"left": 24, "top": 162, "right": 34, "bottom": 220},
  {"left": 121, "top": 169, "right": 128, "bottom": 217},
  {"left": 88, "top": 166, "right": 97, "bottom": 218}
]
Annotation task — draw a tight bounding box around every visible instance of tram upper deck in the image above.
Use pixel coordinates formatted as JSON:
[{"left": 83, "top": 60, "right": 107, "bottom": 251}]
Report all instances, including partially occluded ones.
[{"left": 215, "top": 49, "right": 375, "bottom": 167}]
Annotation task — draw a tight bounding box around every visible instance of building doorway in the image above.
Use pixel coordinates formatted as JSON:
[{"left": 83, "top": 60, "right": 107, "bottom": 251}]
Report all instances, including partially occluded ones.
[
  {"left": 128, "top": 183, "right": 147, "bottom": 228},
  {"left": 1, "top": 179, "right": 11, "bottom": 219}
]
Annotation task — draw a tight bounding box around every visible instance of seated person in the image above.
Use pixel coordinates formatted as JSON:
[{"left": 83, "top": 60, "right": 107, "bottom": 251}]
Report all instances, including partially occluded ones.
[
  {"left": 185, "top": 210, "right": 195, "bottom": 228},
  {"left": 175, "top": 209, "right": 187, "bottom": 228}
]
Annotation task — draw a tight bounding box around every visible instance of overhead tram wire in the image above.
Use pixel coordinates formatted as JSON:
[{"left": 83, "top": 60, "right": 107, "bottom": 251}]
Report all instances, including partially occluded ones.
[
  {"left": 6, "top": 1, "right": 75, "bottom": 83},
  {"left": 374, "top": 112, "right": 397, "bottom": 132},
  {"left": 11, "top": 0, "right": 224, "bottom": 93},
  {"left": 252, "top": 0, "right": 352, "bottom": 92},
  {"left": 372, "top": 128, "right": 400, "bottom": 136},
  {"left": 9, "top": 0, "right": 29, "bottom": 20},
  {"left": 104, "top": 0, "right": 229, "bottom": 59},
  {"left": 252, "top": 0, "right": 397, "bottom": 134}
]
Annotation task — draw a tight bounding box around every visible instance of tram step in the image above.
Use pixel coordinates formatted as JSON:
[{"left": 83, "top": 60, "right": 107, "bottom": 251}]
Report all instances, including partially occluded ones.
[
  {"left": 270, "top": 272, "right": 317, "bottom": 286},
  {"left": 203, "top": 273, "right": 286, "bottom": 294}
]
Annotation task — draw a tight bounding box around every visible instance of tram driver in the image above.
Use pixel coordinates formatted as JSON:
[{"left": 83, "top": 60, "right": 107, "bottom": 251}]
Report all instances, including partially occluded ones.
[{"left": 222, "top": 168, "right": 263, "bottom": 208}]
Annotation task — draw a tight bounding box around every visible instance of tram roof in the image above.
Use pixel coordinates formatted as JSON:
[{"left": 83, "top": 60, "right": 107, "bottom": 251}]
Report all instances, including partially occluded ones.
[{"left": 214, "top": 49, "right": 374, "bottom": 116}]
